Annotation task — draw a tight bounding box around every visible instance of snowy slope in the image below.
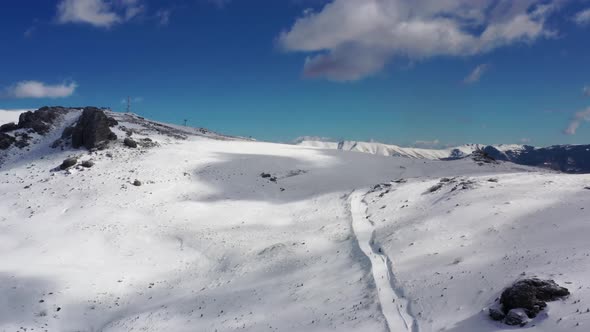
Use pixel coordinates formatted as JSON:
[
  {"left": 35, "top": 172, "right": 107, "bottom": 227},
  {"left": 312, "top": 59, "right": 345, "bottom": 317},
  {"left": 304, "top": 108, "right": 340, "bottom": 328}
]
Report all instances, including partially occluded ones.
[{"left": 1, "top": 109, "right": 589, "bottom": 332}]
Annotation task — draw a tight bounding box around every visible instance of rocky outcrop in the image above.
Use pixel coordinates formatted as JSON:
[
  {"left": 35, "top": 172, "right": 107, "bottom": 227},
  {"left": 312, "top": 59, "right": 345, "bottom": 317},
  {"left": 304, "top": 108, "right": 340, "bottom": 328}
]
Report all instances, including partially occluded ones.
[
  {"left": 60, "top": 157, "right": 78, "bottom": 170},
  {"left": 490, "top": 278, "right": 570, "bottom": 326},
  {"left": 0, "top": 122, "right": 18, "bottom": 133},
  {"left": 123, "top": 137, "right": 137, "bottom": 148},
  {"left": 71, "top": 107, "right": 117, "bottom": 150},
  {"left": 17, "top": 106, "right": 71, "bottom": 135},
  {"left": 81, "top": 160, "right": 94, "bottom": 168},
  {"left": 471, "top": 148, "right": 498, "bottom": 164},
  {"left": 0, "top": 133, "right": 16, "bottom": 150}
]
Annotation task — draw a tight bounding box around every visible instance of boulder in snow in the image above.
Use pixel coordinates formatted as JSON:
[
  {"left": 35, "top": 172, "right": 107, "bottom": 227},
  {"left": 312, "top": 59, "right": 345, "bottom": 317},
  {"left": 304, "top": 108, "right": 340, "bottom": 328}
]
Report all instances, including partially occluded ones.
[
  {"left": 499, "top": 278, "right": 569, "bottom": 319},
  {"left": 504, "top": 309, "right": 528, "bottom": 326},
  {"left": 81, "top": 160, "right": 95, "bottom": 168},
  {"left": 488, "top": 308, "right": 505, "bottom": 321},
  {"left": 123, "top": 137, "right": 138, "bottom": 148},
  {"left": 60, "top": 157, "right": 78, "bottom": 170},
  {"left": 71, "top": 107, "right": 118, "bottom": 150}
]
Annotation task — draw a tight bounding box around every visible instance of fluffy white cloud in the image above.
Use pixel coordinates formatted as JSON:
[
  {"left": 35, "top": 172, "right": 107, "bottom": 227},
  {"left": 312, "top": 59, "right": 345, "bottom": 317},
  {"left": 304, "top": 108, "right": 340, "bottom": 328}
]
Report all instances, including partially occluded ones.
[
  {"left": 464, "top": 64, "right": 490, "bottom": 84},
  {"left": 56, "top": 0, "right": 144, "bottom": 28},
  {"left": 583, "top": 85, "right": 590, "bottom": 97},
  {"left": 574, "top": 8, "right": 590, "bottom": 25},
  {"left": 564, "top": 107, "right": 590, "bottom": 135},
  {"left": 414, "top": 139, "right": 440, "bottom": 148},
  {"left": 3, "top": 81, "right": 78, "bottom": 99},
  {"left": 279, "top": 0, "right": 560, "bottom": 81}
]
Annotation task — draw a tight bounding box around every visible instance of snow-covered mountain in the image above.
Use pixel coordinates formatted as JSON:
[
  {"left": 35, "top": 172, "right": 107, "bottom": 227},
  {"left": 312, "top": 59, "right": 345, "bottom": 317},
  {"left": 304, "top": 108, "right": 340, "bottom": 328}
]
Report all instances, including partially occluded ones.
[
  {"left": 1, "top": 107, "right": 589, "bottom": 332},
  {"left": 297, "top": 139, "right": 590, "bottom": 173},
  {"left": 296, "top": 139, "right": 520, "bottom": 159}
]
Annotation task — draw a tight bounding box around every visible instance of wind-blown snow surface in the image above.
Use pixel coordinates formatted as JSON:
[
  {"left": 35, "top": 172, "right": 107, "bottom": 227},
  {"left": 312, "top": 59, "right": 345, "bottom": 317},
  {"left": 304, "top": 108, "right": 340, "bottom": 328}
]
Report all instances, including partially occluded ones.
[{"left": 1, "top": 113, "right": 589, "bottom": 331}]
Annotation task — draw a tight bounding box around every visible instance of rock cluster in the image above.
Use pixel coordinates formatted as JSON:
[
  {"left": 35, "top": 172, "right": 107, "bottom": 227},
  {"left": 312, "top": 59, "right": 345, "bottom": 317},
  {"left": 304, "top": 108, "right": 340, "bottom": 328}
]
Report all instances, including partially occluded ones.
[
  {"left": 17, "top": 106, "right": 71, "bottom": 135},
  {"left": 490, "top": 278, "right": 570, "bottom": 326},
  {"left": 71, "top": 107, "right": 118, "bottom": 150},
  {"left": 60, "top": 157, "right": 78, "bottom": 170},
  {"left": 123, "top": 137, "right": 138, "bottom": 148},
  {"left": 0, "top": 133, "right": 16, "bottom": 150}
]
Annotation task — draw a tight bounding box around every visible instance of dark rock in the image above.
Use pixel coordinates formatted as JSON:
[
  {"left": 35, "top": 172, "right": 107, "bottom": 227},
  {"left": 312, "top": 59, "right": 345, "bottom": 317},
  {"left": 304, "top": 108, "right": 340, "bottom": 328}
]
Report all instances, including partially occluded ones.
[
  {"left": 14, "top": 137, "right": 30, "bottom": 149},
  {"left": 260, "top": 173, "right": 271, "bottom": 178},
  {"left": 51, "top": 139, "right": 63, "bottom": 149},
  {"left": 71, "top": 107, "right": 117, "bottom": 150},
  {"left": 17, "top": 106, "right": 70, "bottom": 134},
  {"left": 500, "top": 278, "right": 569, "bottom": 318},
  {"left": 0, "top": 133, "right": 16, "bottom": 149},
  {"left": 425, "top": 183, "right": 443, "bottom": 193},
  {"left": 61, "top": 126, "right": 74, "bottom": 139},
  {"left": 139, "top": 137, "right": 158, "bottom": 148},
  {"left": 107, "top": 117, "right": 118, "bottom": 127},
  {"left": 81, "top": 160, "right": 94, "bottom": 168},
  {"left": 132, "top": 179, "right": 142, "bottom": 186},
  {"left": 123, "top": 137, "right": 138, "bottom": 148},
  {"left": 471, "top": 148, "right": 498, "bottom": 164},
  {"left": 60, "top": 157, "right": 78, "bottom": 170},
  {"left": 504, "top": 309, "right": 528, "bottom": 326},
  {"left": 489, "top": 308, "right": 505, "bottom": 321},
  {"left": 0, "top": 122, "right": 18, "bottom": 133}
]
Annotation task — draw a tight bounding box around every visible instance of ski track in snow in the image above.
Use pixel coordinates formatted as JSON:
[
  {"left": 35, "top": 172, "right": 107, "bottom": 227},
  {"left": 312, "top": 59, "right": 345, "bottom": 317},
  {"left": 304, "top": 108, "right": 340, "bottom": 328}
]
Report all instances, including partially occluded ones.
[{"left": 350, "top": 190, "right": 418, "bottom": 332}]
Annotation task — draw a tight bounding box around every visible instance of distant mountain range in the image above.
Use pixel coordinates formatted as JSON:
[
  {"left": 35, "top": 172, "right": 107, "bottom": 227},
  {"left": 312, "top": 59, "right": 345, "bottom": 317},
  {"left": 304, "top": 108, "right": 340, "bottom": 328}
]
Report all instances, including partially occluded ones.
[{"left": 296, "top": 139, "right": 590, "bottom": 174}]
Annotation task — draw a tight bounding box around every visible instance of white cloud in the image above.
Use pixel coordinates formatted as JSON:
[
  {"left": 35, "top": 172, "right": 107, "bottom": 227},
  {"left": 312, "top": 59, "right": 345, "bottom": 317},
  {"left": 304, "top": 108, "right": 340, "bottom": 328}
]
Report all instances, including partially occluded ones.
[
  {"left": 583, "top": 85, "right": 590, "bottom": 97},
  {"left": 413, "top": 139, "right": 440, "bottom": 148},
  {"left": 463, "top": 64, "right": 490, "bottom": 84},
  {"left": 574, "top": 8, "right": 590, "bottom": 25},
  {"left": 3, "top": 81, "right": 78, "bottom": 99},
  {"left": 56, "top": 0, "right": 144, "bottom": 28},
  {"left": 292, "top": 135, "right": 334, "bottom": 143},
  {"left": 279, "top": 0, "right": 560, "bottom": 81},
  {"left": 520, "top": 138, "right": 531, "bottom": 143},
  {"left": 564, "top": 107, "right": 590, "bottom": 135},
  {"left": 156, "top": 9, "right": 172, "bottom": 26}
]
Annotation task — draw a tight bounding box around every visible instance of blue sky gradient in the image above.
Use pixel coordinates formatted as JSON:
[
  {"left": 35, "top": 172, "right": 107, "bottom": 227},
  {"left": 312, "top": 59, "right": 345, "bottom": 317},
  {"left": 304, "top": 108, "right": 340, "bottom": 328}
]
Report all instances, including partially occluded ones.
[{"left": 1, "top": 0, "right": 590, "bottom": 146}]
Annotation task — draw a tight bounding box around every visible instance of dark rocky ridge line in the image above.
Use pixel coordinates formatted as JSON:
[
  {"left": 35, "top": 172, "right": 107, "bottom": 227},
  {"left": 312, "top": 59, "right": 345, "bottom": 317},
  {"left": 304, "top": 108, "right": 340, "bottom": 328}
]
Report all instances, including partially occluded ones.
[
  {"left": 443, "top": 145, "right": 590, "bottom": 174},
  {"left": 0, "top": 106, "right": 118, "bottom": 151},
  {"left": 477, "top": 145, "right": 590, "bottom": 174},
  {"left": 1, "top": 106, "right": 244, "bottom": 155}
]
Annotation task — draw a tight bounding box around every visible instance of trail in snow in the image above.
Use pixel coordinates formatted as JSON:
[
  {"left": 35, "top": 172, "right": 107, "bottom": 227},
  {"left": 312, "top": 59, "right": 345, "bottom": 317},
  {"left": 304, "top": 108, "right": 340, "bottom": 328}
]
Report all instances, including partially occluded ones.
[{"left": 350, "top": 190, "right": 418, "bottom": 332}]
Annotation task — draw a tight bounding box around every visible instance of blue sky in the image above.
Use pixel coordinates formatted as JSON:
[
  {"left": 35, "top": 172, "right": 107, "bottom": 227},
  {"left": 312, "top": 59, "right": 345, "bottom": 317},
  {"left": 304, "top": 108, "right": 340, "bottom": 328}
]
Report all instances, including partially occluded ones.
[{"left": 1, "top": 0, "right": 590, "bottom": 147}]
